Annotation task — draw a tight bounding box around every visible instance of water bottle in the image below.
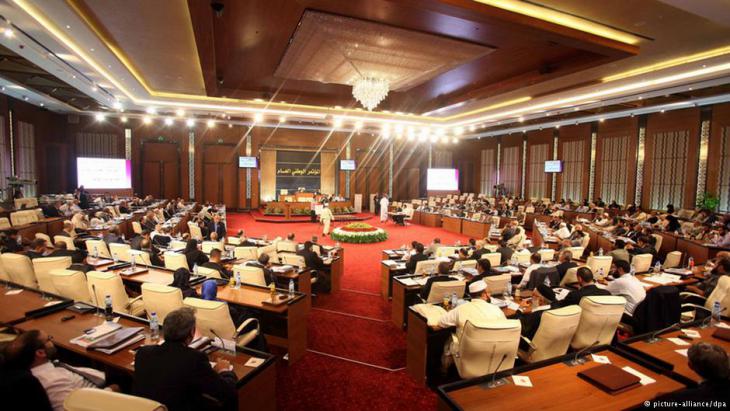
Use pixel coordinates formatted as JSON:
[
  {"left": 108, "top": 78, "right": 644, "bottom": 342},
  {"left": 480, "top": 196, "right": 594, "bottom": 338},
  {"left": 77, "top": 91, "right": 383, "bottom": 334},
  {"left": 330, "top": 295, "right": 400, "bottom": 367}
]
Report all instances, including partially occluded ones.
[
  {"left": 654, "top": 261, "right": 661, "bottom": 274},
  {"left": 630, "top": 264, "right": 636, "bottom": 276},
  {"left": 598, "top": 267, "right": 604, "bottom": 279},
  {"left": 112, "top": 252, "right": 118, "bottom": 263},
  {"left": 598, "top": 248, "right": 604, "bottom": 256},
  {"left": 104, "top": 295, "right": 113, "bottom": 321},
  {"left": 450, "top": 292, "right": 458, "bottom": 308},
  {"left": 193, "top": 263, "right": 199, "bottom": 276},
  {"left": 711, "top": 301, "right": 721, "bottom": 326},
  {"left": 505, "top": 282, "right": 513, "bottom": 300},
  {"left": 131, "top": 256, "right": 136, "bottom": 270},
  {"left": 149, "top": 312, "right": 160, "bottom": 342},
  {"left": 288, "top": 279, "right": 295, "bottom": 297},
  {"left": 93, "top": 246, "right": 99, "bottom": 259},
  {"left": 234, "top": 271, "right": 241, "bottom": 289},
  {"left": 688, "top": 257, "right": 695, "bottom": 270}
]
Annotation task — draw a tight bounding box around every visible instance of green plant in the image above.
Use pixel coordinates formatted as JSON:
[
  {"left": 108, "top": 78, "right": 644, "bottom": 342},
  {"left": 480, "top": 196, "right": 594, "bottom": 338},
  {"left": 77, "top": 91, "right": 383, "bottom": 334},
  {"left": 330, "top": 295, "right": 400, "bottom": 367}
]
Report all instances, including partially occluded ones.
[{"left": 696, "top": 192, "right": 720, "bottom": 211}]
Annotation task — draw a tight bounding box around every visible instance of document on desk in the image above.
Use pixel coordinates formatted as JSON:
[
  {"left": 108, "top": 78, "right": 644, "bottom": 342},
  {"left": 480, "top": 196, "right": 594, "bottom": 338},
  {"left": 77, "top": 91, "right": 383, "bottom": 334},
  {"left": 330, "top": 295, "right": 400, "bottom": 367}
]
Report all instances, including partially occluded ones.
[
  {"left": 554, "top": 288, "right": 571, "bottom": 301},
  {"left": 621, "top": 366, "right": 655, "bottom": 385},
  {"left": 244, "top": 357, "right": 265, "bottom": 368},
  {"left": 399, "top": 278, "right": 419, "bottom": 286},
  {"left": 4, "top": 289, "right": 23, "bottom": 295},
  {"left": 675, "top": 349, "right": 688, "bottom": 357},
  {"left": 512, "top": 375, "right": 533, "bottom": 387},
  {"left": 682, "top": 329, "right": 701, "bottom": 339},
  {"left": 414, "top": 277, "right": 428, "bottom": 286},
  {"left": 591, "top": 354, "right": 611, "bottom": 364},
  {"left": 667, "top": 337, "right": 690, "bottom": 346}
]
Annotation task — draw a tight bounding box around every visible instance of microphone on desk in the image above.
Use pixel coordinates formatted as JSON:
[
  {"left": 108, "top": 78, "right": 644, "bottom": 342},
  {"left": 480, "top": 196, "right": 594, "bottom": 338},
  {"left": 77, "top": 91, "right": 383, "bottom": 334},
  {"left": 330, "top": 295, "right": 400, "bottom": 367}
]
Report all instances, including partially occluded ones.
[
  {"left": 91, "top": 284, "right": 102, "bottom": 317},
  {"left": 646, "top": 322, "right": 682, "bottom": 344},
  {"left": 567, "top": 340, "right": 600, "bottom": 366},
  {"left": 486, "top": 353, "right": 509, "bottom": 389},
  {"left": 210, "top": 328, "right": 234, "bottom": 354},
  {"left": 700, "top": 307, "right": 727, "bottom": 329}
]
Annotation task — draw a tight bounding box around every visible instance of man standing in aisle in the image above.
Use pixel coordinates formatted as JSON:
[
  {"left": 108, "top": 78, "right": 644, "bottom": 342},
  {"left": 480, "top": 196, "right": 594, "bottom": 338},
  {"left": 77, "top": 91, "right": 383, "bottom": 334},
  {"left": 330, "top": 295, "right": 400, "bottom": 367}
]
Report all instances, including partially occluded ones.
[
  {"left": 379, "top": 194, "right": 389, "bottom": 223},
  {"left": 320, "top": 203, "right": 334, "bottom": 236}
]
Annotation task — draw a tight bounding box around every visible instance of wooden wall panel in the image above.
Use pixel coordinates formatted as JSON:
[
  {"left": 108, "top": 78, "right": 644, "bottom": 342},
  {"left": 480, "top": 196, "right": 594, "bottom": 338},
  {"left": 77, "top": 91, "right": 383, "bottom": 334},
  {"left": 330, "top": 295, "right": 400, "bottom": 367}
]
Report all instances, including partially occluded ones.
[
  {"left": 595, "top": 117, "right": 638, "bottom": 206},
  {"left": 556, "top": 124, "right": 591, "bottom": 202},
  {"left": 320, "top": 151, "right": 336, "bottom": 194},
  {"left": 709, "top": 104, "right": 730, "bottom": 212},
  {"left": 259, "top": 149, "right": 276, "bottom": 202},
  {"left": 525, "top": 130, "right": 553, "bottom": 200}
]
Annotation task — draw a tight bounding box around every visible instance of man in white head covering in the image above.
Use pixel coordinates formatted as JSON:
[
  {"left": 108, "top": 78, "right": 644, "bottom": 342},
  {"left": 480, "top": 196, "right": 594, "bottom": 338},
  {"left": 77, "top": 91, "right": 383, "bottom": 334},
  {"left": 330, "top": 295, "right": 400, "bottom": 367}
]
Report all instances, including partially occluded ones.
[
  {"left": 436, "top": 280, "right": 507, "bottom": 370},
  {"left": 379, "top": 194, "right": 389, "bottom": 223}
]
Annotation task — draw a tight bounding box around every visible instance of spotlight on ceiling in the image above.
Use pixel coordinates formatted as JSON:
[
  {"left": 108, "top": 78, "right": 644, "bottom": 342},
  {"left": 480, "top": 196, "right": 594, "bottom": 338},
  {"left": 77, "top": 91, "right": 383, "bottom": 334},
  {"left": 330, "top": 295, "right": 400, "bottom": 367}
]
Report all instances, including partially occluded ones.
[
  {"left": 94, "top": 112, "right": 106, "bottom": 122},
  {"left": 279, "top": 116, "right": 287, "bottom": 123},
  {"left": 120, "top": 116, "right": 128, "bottom": 123},
  {"left": 253, "top": 113, "right": 264, "bottom": 123},
  {"left": 142, "top": 116, "right": 152, "bottom": 125},
  {"left": 164, "top": 118, "right": 173, "bottom": 126},
  {"left": 185, "top": 118, "right": 195, "bottom": 127},
  {"left": 207, "top": 119, "right": 216, "bottom": 128},
  {"left": 176, "top": 109, "right": 185, "bottom": 117}
]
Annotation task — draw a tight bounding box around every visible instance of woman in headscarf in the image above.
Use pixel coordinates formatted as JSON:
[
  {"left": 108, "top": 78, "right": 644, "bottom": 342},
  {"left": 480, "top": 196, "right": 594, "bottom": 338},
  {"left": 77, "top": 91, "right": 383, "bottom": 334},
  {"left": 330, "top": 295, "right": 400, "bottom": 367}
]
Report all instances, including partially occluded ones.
[
  {"left": 171, "top": 268, "right": 198, "bottom": 298},
  {"left": 184, "top": 239, "right": 208, "bottom": 269},
  {"left": 200, "top": 280, "right": 268, "bottom": 352}
]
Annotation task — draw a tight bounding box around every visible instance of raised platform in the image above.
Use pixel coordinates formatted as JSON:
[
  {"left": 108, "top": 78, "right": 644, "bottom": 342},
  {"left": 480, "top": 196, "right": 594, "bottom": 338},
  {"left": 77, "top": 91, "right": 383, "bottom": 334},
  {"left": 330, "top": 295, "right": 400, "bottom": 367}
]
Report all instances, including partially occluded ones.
[{"left": 251, "top": 210, "right": 374, "bottom": 224}]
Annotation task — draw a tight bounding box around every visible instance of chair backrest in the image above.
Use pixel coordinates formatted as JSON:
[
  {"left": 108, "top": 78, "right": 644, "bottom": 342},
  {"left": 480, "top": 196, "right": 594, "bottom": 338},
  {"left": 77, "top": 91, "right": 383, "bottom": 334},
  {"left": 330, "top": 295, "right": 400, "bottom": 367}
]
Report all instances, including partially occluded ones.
[
  {"left": 257, "top": 244, "right": 278, "bottom": 261},
  {"left": 663, "top": 251, "right": 682, "bottom": 269},
  {"left": 631, "top": 253, "right": 653, "bottom": 273},
  {"left": 169, "top": 240, "right": 187, "bottom": 251},
  {"left": 480, "top": 253, "right": 502, "bottom": 267},
  {"left": 234, "top": 246, "right": 258, "bottom": 261},
  {"left": 227, "top": 236, "right": 241, "bottom": 245},
  {"left": 513, "top": 251, "right": 531, "bottom": 264},
  {"left": 676, "top": 209, "right": 694, "bottom": 219},
  {"left": 201, "top": 241, "right": 224, "bottom": 254},
  {"left": 164, "top": 252, "right": 189, "bottom": 271},
  {"left": 109, "top": 243, "right": 132, "bottom": 262},
  {"left": 1, "top": 253, "right": 37, "bottom": 288},
  {"left": 87, "top": 271, "right": 131, "bottom": 312},
  {"left": 10, "top": 210, "right": 39, "bottom": 226},
  {"left": 537, "top": 248, "right": 555, "bottom": 262},
  {"left": 490, "top": 216, "right": 500, "bottom": 226},
  {"left": 484, "top": 274, "right": 511, "bottom": 295},
  {"left": 414, "top": 259, "right": 440, "bottom": 275},
  {"left": 277, "top": 241, "right": 298, "bottom": 253},
  {"left": 86, "top": 240, "right": 112, "bottom": 259},
  {"left": 183, "top": 297, "right": 236, "bottom": 339},
  {"left": 0, "top": 217, "right": 10, "bottom": 230},
  {"left": 188, "top": 224, "right": 203, "bottom": 241},
  {"left": 560, "top": 266, "right": 588, "bottom": 287},
  {"left": 435, "top": 247, "right": 458, "bottom": 258},
  {"left": 235, "top": 265, "right": 267, "bottom": 286},
  {"left": 526, "top": 305, "right": 582, "bottom": 363},
  {"left": 453, "top": 260, "right": 477, "bottom": 271},
  {"left": 586, "top": 256, "right": 612, "bottom": 279},
  {"left": 0, "top": 256, "right": 8, "bottom": 281},
  {"left": 426, "top": 280, "right": 466, "bottom": 304},
  {"left": 32, "top": 256, "right": 72, "bottom": 293},
  {"left": 454, "top": 319, "right": 521, "bottom": 379},
  {"left": 280, "top": 253, "right": 306, "bottom": 268},
  {"left": 571, "top": 295, "right": 626, "bottom": 349},
  {"left": 50, "top": 269, "right": 91, "bottom": 303},
  {"left": 130, "top": 250, "right": 152, "bottom": 266},
  {"left": 564, "top": 247, "right": 584, "bottom": 259},
  {"left": 196, "top": 265, "right": 221, "bottom": 279},
  {"left": 706, "top": 276, "right": 730, "bottom": 312},
  {"left": 132, "top": 221, "right": 143, "bottom": 234},
  {"left": 651, "top": 234, "right": 663, "bottom": 252},
  {"left": 53, "top": 235, "right": 76, "bottom": 250},
  {"left": 141, "top": 283, "right": 183, "bottom": 324},
  {"left": 64, "top": 388, "right": 166, "bottom": 411},
  {"left": 14, "top": 197, "right": 38, "bottom": 209},
  {"left": 35, "top": 232, "right": 52, "bottom": 247}
]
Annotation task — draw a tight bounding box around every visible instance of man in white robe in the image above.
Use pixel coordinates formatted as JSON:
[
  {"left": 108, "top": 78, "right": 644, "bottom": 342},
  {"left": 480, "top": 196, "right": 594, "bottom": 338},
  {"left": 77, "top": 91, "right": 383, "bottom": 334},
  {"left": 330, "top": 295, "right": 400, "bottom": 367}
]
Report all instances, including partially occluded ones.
[
  {"left": 320, "top": 204, "right": 334, "bottom": 235},
  {"left": 379, "top": 195, "right": 389, "bottom": 223}
]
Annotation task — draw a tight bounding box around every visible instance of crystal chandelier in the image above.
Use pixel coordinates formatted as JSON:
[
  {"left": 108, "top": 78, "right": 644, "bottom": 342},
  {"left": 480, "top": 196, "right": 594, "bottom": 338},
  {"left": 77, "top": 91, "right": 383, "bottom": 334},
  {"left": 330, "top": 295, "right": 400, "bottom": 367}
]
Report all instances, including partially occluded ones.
[{"left": 352, "top": 77, "right": 389, "bottom": 111}]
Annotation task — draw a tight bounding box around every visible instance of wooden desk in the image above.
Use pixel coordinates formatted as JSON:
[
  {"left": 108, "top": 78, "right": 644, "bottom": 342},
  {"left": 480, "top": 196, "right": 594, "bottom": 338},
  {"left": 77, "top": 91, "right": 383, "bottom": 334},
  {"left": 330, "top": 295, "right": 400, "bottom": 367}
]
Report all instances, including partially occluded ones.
[
  {"left": 326, "top": 247, "right": 344, "bottom": 292},
  {"left": 657, "top": 232, "right": 678, "bottom": 259},
  {"left": 0, "top": 282, "right": 71, "bottom": 324},
  {"left": 382, "top": 249, "right": 408, "bottom": 261},
  {"left": 14, "top": 309, "right": 277, "bottom": 411},
  {"left": 623, "top": 324, "right": 730, "bottom": 383},
  {"left": 380, "top": 260, "right": 407, "bottom": 300},
  {"left": 441, "top": 216, "right": 462, "bottom": 234},
  {"left": 676, "top": 238, "right": 725, "bottom": 265},
  {"left": 461, "top": 220, "right": 489, "bottom": 239},
  {"left": 420, "top": 213, "right": 442, "bottom": 228},
  {"left": 411, "top": 210, "right": 422, "bottom": 225},
  {"left": 391, "top": 276, "right": 422, "bottom": 329},
  {"left": 437, "top": 347, "right": 685, "bottom": 410},
  {"left": 113, "top": 266, "right": 309, "bottom": 363}
]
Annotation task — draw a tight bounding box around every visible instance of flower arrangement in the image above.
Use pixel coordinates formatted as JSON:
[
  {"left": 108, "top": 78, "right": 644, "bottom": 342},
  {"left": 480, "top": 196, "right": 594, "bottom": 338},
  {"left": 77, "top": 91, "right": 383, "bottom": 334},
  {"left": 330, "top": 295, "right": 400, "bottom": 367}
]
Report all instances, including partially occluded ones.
[{"left": 331, "top": 223, "right": 387, "bottom": 243}]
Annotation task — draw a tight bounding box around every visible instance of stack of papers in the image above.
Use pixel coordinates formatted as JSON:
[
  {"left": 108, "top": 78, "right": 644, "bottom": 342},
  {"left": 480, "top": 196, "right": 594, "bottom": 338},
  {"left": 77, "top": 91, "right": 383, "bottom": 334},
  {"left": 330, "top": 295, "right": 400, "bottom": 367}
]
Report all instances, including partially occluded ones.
[
  {"left": 664, "top": 268, "right": 692, "bottom": 276},
  {"left": 643, "top": 273, "right": 682, "bottom": 285},
  {"left": 70, "top": 322, "right": 122, "bottom": 348}
]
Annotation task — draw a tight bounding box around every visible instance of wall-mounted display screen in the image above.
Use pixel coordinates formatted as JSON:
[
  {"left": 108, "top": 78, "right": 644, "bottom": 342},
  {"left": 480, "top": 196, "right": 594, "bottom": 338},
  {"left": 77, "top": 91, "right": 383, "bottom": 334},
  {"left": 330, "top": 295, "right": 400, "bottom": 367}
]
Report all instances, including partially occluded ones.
[
  {"left": 340, "top": 159, "right": 356, "bottom": 170},
  {"left": 426, "top": 168, "right": 459, "bottom": 191},
  {"left": 76, "top": 157, "right": 132, "bottom": 189},
  {"left": 544, "top": 160, "right": 563, "bottom": 173},
  {"left": 239, "top": 156, "right": 258, "bottom": 168}
]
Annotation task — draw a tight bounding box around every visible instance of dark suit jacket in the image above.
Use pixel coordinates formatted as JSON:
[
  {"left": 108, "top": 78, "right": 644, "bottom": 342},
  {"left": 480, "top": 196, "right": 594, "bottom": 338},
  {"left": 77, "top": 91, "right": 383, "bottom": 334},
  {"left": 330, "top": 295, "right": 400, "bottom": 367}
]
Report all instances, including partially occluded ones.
[
  {"left": 0, "top": 368, "right": 52, "bottom": 411},
  {"left": 25, "top": 250, "right": 46, "bottom": 259},
  {"left": 471, "top": 248, "right": 489, "bottom": 261},
  {"left": 202, "top": 261, "right": 232, "bottom": 280},
  {"left": 103, "top": 233, "right": 125, "bottom": 246},
  {"left": 497, "top": 246, "right": 514, "bottom": 265},
  {"left": 556, "top": 261, "right": 578, "bottom": 280},
  {"left": 185, "top": 250, "right": 209, "bottom": 269},
  {"left": 554, "top": 284, "right": 611, "bottom": 308},
  {"left": 133, "top": 341, "right": 237, "bottom": 411},
  {"left": 49, "top": 249, "right": 85, "bottom": 264},
  {"left": 298, "top": 249, "right": 327, "bottom": 271},
  {"left": 517, "top": 309, "right": 547, "bottom": 340},
  {"left": 420, "top": 275, "right": 456, "bottom": 301},
  {"left": 42, "top": 205, "right": 62, "bottom": 218},
  {"left": 130, "top": 235, "right": 144, "bottom": 250},
  {"left": 152, "top": 234, "right": 172, "bottom": 247},
  {"left": 652, "top": 380, "right": 730, "bottom": 404},
  {"left": 406, "top": 252, "right": 429, "bottom": 273},
  {"left": 245, "top": 261, "right": 274, "bottom": 284},
  {"left": 501, "top": 228, "right": 516, "bottom": 242},
  {"left": 207, "top": 221, "right": 227, "bottom": 240}
]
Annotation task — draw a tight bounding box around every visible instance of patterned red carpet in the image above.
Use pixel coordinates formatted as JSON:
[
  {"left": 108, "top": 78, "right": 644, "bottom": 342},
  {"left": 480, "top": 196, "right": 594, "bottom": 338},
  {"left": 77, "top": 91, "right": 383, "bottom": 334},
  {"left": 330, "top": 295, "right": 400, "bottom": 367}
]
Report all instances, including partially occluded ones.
[{"left": 225, "top": 213, "right": 471, "bottom": 410}]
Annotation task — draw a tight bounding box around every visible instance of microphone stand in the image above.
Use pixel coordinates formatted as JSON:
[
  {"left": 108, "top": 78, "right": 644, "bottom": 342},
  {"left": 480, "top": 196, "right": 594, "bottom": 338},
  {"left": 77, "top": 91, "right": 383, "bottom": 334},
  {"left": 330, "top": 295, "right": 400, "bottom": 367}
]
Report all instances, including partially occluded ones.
[
  {"left": 646, "top": 322, "right": 681, "bottom": 344},
  {"left": 699, "top": 307, "right": 727, "bottom": 329},
  {"left": 485, "top": 353, "right": 509, "bottom": 389},
  {"left": 210, "top": 328, "right": 235, "bottom": 355},
  {"left": 91, "top": 284, "right": 102, "bottom": 317},
  {"left": 565, "top": 340, "right": 600, "bottom": 366}
]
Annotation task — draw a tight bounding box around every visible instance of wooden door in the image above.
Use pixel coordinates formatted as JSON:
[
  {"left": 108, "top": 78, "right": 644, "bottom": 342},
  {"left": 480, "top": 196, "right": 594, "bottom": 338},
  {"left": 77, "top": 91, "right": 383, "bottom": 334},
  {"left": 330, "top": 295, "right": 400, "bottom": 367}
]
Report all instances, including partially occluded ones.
[
  {"left": 141, "top": 142, "right": 179, "bottom": 198},
  {"left": 142, "top": 162, "right": 162, "bottom": 197},
  {"left": 202, "top": 144, "right": 238, "bottom": 207}
]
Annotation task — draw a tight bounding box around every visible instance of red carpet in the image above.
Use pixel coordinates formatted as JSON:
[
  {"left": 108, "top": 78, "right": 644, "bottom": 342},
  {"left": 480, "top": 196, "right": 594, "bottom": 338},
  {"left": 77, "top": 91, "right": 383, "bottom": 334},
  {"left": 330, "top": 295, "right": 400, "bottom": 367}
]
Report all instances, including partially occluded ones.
[{"left": 225, "top": 212, "right": 472, "bottom": 410}]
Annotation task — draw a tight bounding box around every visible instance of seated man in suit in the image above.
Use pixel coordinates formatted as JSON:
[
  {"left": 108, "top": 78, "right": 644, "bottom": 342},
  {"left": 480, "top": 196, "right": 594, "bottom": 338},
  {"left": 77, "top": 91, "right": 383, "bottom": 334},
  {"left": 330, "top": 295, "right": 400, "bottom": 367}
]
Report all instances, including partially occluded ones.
[
  {"left": 151, "top": 225, "right": 172, "bottom": 247},
  {"left": 49, "top": 241, "right": 85, "bottom": 264},
  {"left": 420, "top": 261, "right": 456, "bottom": 301},
  {"left": 202, "top": 249, "right": 232, "bottom": 280},
  {"left": 607, "top": 239, "right": 631, "bottom": 265},
  {"left": 130, "top": 230, "right": 151, "bottom": 250},
  {"left": 26, "top": 238, "right": 49, "bottom": 259},
  {"left": 515, "top": 284, "right": 557, "bottom": 340},
  {"left": 496, "top": 240, "right": 514, "bottom": 265},
  {"left": 245, "top": 254, "right": 276, "bottom": 285},
  {"left": 207, "top": 214, "right": 226, "bottom": 241},
  {"left": 470, "top": 240, "right": 489, "bottom": 261},
  {"left": 626, "top": 235, "right": 657, "bottom": 264},
  {"left": 651, "top": 343, "right": 729, "bottom": 403},
  {"left": 234, "top": 230, "right": 257, "bottom": 247},
  {"left": 501, "top": 221, "right": 517, "bottom": 242},
  {"left": 406, "top": 242, "right": 428, "bottom": 273},
  {"left": 5, "top": 329, "right": 118, "bottom": 411},
  {"left": 553, "top": 267, "right": 611, "bottom": 308},
  {"left": 298, "top": 240, "right": 330, "bottom": 292},
  {"left": 555, "top": 250, "right": 578, "bottom": 281},
  {"left": 42, "top": 201, "right": 63, "bottom": 218},
  {"left": 133, "top": 308, "right": 237, "bottom": 411},
  {"left": 140, "top": 239, "right": 164, "bottom": 267},
  {"left": 102, "top": 225, "right": 125, "bottom": 246}
]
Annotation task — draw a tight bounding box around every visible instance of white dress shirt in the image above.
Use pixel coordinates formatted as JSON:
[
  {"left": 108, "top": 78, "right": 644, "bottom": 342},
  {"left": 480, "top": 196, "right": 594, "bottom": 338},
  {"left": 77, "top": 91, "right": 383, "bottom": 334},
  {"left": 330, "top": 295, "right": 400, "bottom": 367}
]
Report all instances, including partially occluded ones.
[
  {"left": 606, "top": 274, "right": 647, "bottom": 315},
  {"left": 31, "top": 362, "right": 106, "bottom": 411},
  {"left": 518, "top": 263, "right": 543, "bottom": 289},
  {"left": 438, "top": 299, "right": 506, "bottom": 332},
  {"left": 554, "top": 226, "right": 571, "bottom": 240}
]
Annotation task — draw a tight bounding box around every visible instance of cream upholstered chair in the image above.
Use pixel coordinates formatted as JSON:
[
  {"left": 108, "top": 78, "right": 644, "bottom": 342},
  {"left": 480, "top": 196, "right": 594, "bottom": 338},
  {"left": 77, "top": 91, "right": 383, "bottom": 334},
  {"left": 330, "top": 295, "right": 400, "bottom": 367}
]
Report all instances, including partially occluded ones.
[
  {"left": 676, "top": 209, "right": 695, "bottom": 220},
  {"left": 141, "top": 283, "right": 183, "bottom": 324},
  {"left": 480, "top": 253, "right": 502, "bottom": 267},
  {"left": 651, "top": 234, "right": 663, "bottom": 252},
  {"left": 32, "top": 256, "right": 72, "bottom": 293},
  {"left": 483, "top": 244, "right": 498, "bottom": 253},
  {"left": 414, "top": 259, "right": 440, "bottom": 275},
  {"left": 234, "top": 265, "right": 267, "bottom": 286},
  {"left": 86, "top": 239, "right": 112, "bottom": 259},
  {"left": 484, "top": 274, "right": 511, "bottom": 295},
  {"left": 0, "top": 217, "right": 11, "bottom": 230},
  {"left": 507, "top": 227, "right": 526, "bottom": 248},
  {"left": 234, "top": 246, "right": 258, "bottom": 261},
  {"left": 453, "top": 260, "right": 477, "bottom": 271},
  {"left": 513, "top": 250, "right": 531, "bottom": 264},
  {"left": 196, "top": 265, "right": 221, "bottom": 279},
  {"left": 560, "top": 266, "right": 588, "bottom": 287},
  {"left": 164, "top": 252, "right": 189, "bottom": 271},
  {"left": 570, "top": 295, "right": 626, "bottom": 350},
  {"left": 435, "top": 247, "right": 459, "bottom": 258},
  {"left": 169, "top": 240, "right": 187, "bottom": 251},
  {"left": 1, "top": 253, "right": 37, "bottom": 288},
  {"left": 281, "top": 253, "right": 306, "bottom": 269},
  {"left": 227, "top": 236, "right": 241, "bottom": 245},
  {"left": 183, "top": 297, "right": 260, "bottom": 349},
  {"left": 34, "top": 232, "right": 53, "bottom": 247},
  {"left": 519, "top": 305, "right": 582, "bottom": 363},
  {"left": 109, "top": 243, "right": 132, "bottom": 262},
  {"left": 87, "top": 271, "right": 144, "bottom": 316},
  {"left": 403, "top": 207, "right": 414, "bottom": 224},
  {"left": 14, "top": 197, "right": 38, "bottom": 209},
  {"left": 663, "top": 251, "right": 682, "bottom": 269},
  {"left": 0, "top": 256, "right": 9, "bottom": 282},
  {"left": 681, "top": 276, "right": 730, "bottom": 319},
  {"left": 257, "top": 244, "right": 278, "bottom": 261},
  {"left": 631, "top": 253, "right": 653, "bottom": 273},
  {"left": 53, "top": 235, "right": 76, "bottom": 251},
  {"left": 425, "top": 280, "right": 466, "bottom": 304},
  {"left": 130, "top": 250, "right": 153, "bottom": 266},
  {"left": 579, "top": 234, "right": 591, "bottom": 249},
  {"left": 490, "top": 216, "right": 501, "bottom": 226},
  {"left": 586, "top": 256, "right": 612, "bottom": 279},
  {"left": 453, "top": 319, "right": 521, "bottom": 379},
  {"left": 10, "top": 210, "right": 39, "bottom": 226},
  {"left": 202, "top": 241, "right": 225, "bottom": 254},
  {"left": 188, "top": 223, "right": 203, "bottom": 241},
  {"left": 64, "top": 388, "right": 166, "bottom": 411},
  {"left": 276, "top": 240, "right": 298, "bottom": 253},
  {"left": 49, "top": 269, "right": 91, "bottom": 303},
  {"left": 564, "top": 247, "right": 584, "bottom": 260},
  {"left": 537, "top": 248, "right": 555, "bottom": 262}
]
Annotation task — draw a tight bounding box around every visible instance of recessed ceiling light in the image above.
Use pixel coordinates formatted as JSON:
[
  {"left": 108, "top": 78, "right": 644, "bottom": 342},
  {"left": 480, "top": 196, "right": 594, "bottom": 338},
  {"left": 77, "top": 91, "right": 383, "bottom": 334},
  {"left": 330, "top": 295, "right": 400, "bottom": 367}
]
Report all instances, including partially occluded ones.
[
  {"left": 143, "top": 116, "right": 152, "bottom": 124},
  {"left": 95, "top": 113, "right": 106, "bottom": 121},
  {"left": 164, "top": 117, "right": 173, "bottom": 126},
  {"left": 279, "top": 116, "right": 287, "bottom": 123},
  {"left": 120, "top": 116, "right": 128, "bottom": 123},
  {"left": 186, "top": 118, "right": 195, "bottom": 127},
  {"left": 207, "top": 119, "right": 215, "bottom": 128},
  {"left": 354, "top": 121, "right": 363, "bottom": 130},
  {"left": 3, "top": 29, "right": 13, "bottom": 38},
  {"left": 65, "top": 25, "right": 71, "bottom": 29},
  {"left": 176, "top": 109, "right": 185, "bottom": 117},
  {"left": 253, "top": 113, "right": 264, "bottom": 123},
  {"left": 146, "top": 107, "right": 157, "bottom": 114}
]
